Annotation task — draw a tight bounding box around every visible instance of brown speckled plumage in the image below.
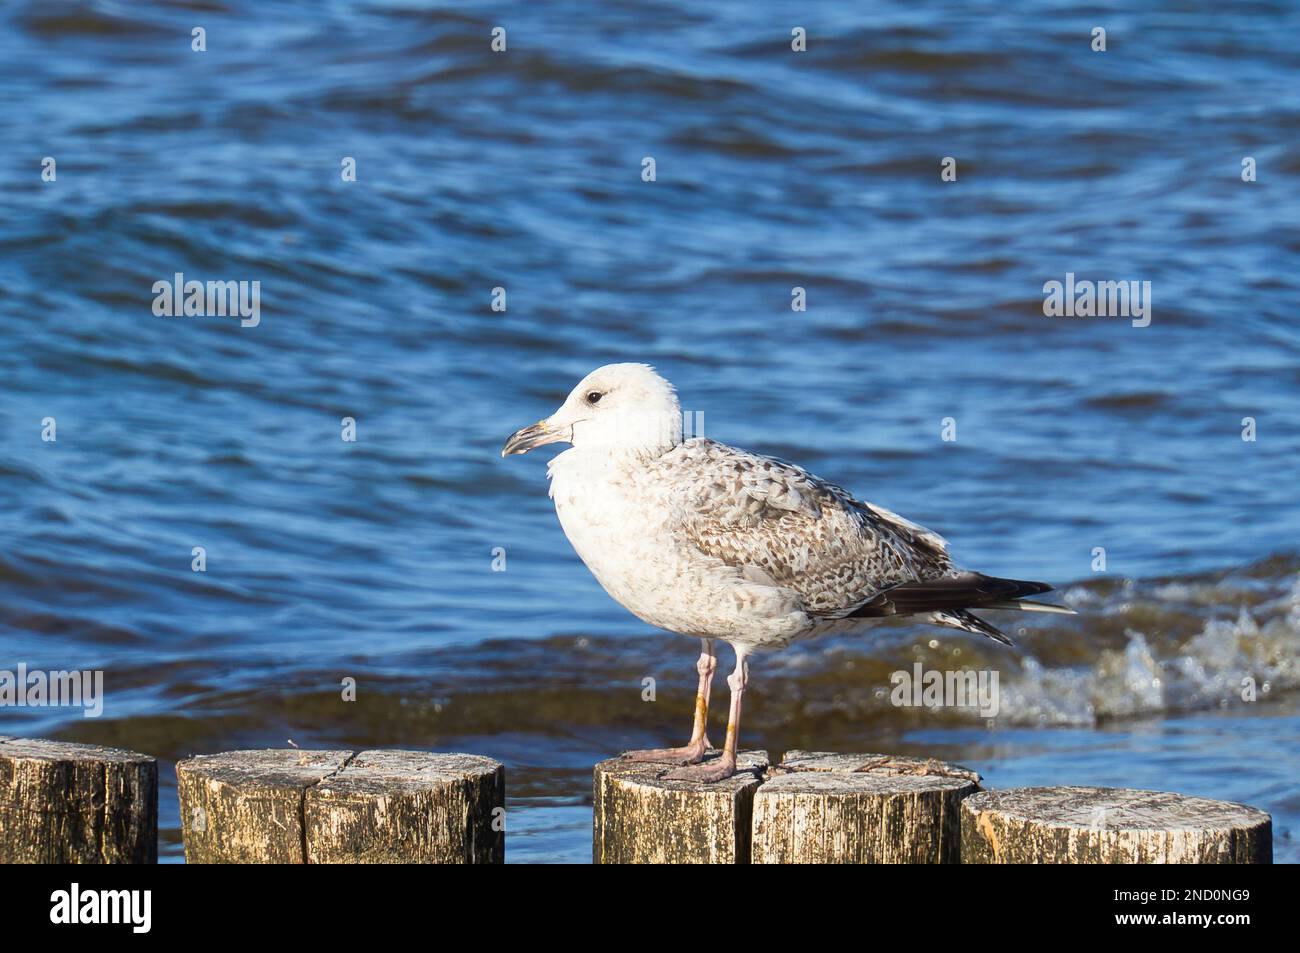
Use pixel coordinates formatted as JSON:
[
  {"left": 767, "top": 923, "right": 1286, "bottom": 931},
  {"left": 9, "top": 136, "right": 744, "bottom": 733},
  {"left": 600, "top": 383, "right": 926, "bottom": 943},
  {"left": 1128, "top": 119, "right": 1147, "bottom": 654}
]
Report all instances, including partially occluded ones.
[{"left": 657, "top": 437, "right": 953, "bottom": 618}]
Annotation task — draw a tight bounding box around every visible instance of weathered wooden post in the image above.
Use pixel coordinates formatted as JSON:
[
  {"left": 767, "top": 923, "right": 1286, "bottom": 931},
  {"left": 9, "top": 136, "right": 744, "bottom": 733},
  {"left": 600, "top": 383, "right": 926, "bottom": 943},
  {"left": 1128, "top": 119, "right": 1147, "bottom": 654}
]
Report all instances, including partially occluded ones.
[
  {"left": 751, "top": 751, "right": 980, "bottom": 864},
  {"left": 961, "top": 787, "right": 1272, "bottom": 864},
  {"left": 177, "top": 748, "right": 351, "bottom": 863},
  {"left": 306, "top": 750, "right": 504, "bottom": 863},
  {"left": 177, "top": 748, "right": 504, "bottom": 863},
  {"left": 593, "top": 751, "right": 768, "bottom": 863},
  {"left": 0, "top": 736, "right": 157, "bottom": 863}
]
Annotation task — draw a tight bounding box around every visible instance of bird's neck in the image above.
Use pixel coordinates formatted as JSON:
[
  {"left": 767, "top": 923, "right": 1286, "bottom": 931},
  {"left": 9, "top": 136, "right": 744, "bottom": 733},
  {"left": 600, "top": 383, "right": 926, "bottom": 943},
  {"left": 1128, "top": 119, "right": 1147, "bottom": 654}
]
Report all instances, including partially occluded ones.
[{"left": 546, "top": 441, "right": 674, "bottom": 489}]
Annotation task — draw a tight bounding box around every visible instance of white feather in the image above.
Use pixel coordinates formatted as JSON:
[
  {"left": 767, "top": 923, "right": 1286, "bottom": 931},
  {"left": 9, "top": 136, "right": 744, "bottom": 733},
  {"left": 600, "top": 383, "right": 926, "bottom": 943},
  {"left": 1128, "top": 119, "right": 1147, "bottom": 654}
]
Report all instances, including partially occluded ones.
[{"left": 985, "top": 599, "right": 1076, "bottom": 615}]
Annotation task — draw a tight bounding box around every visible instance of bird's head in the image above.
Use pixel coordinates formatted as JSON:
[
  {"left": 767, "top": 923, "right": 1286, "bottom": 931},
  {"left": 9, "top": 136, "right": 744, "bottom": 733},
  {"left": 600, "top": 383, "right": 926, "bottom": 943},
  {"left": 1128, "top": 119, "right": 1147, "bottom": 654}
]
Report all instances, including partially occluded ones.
[{"left": 501, "top": 363, "right": 682, "bottom": 459}]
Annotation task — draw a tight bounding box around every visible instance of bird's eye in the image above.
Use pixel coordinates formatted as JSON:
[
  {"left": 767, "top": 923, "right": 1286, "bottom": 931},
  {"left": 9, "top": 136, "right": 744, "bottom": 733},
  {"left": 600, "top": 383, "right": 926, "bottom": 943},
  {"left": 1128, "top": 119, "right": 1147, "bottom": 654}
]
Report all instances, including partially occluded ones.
[{"left": 586, "top": 391, "right": 603, "bottom": 404}]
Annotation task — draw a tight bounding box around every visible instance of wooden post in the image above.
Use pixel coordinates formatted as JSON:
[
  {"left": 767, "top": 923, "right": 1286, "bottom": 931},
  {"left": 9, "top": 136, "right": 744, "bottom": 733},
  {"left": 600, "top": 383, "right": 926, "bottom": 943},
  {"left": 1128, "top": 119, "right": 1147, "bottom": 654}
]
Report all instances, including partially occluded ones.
[
  {"left": 593, "top": 751, "right": 768, "bottom": 864},
  {"left": 751, "top": 750, "right": 980, "bottom": 864},
  {"left": 306, "top": 750, "right": 504, "bottom": 864},
  {"left": 177, "top": 748, "right": 504, "bottom": 864},
  {"left": 961, "top": 787, "right": 1272, "bottom": 864},
  {"left": 0, "top": 736, "right": 157, "bottom": 863},
  {"left": 177, "top": 748, "right": 352, "bottom": 863}
]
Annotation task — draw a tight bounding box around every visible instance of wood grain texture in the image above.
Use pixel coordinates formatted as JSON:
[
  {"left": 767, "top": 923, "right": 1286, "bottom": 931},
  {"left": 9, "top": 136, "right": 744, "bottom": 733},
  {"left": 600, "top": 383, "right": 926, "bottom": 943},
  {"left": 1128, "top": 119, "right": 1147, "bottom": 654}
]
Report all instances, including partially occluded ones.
[
  {"left": 177, "top": 749, "right": 352, "bottom": 864},
  {"left": 751, "top": 750, "right": 979, "bottom": 864},
  {"left": 0, "top": 736, "right": 157, "bottom": 864},
  {"left": 177, "top": 748, "right": 504, "bottom": 864},
  {"left": 961, "top": 786, "right": 1272, "bottom": 864},
  {"left": 593, "top": 750, "right": 768, "bottom": 864},
  {"left": 307, "top": 750, "right": 504, "bottom": 864}
]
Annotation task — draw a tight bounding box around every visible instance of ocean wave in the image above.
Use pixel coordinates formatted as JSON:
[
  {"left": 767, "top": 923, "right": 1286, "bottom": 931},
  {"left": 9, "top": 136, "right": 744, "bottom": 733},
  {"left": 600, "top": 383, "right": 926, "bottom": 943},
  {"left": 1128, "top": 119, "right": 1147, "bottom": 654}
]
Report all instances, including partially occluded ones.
[{"left": 46, "top": 554, "right": 1290, "bottom": 739}]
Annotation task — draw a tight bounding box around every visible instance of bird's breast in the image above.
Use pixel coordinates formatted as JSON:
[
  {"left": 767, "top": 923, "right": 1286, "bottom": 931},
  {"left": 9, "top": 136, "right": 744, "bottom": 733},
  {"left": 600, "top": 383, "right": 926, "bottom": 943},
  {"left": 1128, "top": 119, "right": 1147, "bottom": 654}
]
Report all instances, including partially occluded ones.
[
  {"left": 545, "top": 452, "right": 813, "bottom": 644},
  {"left": 552, "top": 472, "right": 666, "bottom": 573},
  {"left": 549, "top": 460, "right": 682, "bottom": 616}
]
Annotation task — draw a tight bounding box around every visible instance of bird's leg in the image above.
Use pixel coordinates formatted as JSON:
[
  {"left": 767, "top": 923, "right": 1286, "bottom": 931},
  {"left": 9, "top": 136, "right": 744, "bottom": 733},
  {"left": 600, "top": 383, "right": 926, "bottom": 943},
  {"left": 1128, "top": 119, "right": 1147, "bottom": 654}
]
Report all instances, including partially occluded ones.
[
  {"left": 663, "top": 649, "right": 748, "bottom": 783},
  {"left": 621, "top": 639, "right": 716, "bottom": 764}
]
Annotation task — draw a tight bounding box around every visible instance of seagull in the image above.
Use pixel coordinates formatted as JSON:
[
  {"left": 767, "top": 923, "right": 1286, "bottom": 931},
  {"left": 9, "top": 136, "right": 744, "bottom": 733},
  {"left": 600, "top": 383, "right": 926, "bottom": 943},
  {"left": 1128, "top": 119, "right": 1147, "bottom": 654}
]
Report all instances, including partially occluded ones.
[{"left": 502, "top": 363, "right": 1072, "bottom": 783}]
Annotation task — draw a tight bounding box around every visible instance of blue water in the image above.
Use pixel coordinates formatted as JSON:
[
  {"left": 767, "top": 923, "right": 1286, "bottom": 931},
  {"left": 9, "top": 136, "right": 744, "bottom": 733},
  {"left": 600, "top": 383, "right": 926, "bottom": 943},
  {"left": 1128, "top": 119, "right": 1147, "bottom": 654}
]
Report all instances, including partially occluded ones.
[{"left": 1, "top": 0, "right": 1298, "bottom": 862}]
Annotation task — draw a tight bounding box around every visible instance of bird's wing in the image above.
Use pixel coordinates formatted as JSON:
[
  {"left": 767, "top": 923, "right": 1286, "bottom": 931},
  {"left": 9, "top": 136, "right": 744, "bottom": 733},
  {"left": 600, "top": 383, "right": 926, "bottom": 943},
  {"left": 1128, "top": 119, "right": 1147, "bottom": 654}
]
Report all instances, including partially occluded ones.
[{"left": 657, "top": 439, "right": 954, "bottom": 616}]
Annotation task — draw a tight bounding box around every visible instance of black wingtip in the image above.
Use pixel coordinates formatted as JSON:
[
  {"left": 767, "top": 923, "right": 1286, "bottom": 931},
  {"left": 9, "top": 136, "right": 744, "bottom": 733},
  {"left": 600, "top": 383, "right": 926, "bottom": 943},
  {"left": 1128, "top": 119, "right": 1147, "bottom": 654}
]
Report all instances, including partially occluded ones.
[
  {"left": 931, "top": 608, "right": 1015, "bottom": 646},
  {"left": 847, "top": 573, "right": 1056, "bottom": 620},
  {"left": 961, "top": 611, "right": 1015, "bottom": 646}
]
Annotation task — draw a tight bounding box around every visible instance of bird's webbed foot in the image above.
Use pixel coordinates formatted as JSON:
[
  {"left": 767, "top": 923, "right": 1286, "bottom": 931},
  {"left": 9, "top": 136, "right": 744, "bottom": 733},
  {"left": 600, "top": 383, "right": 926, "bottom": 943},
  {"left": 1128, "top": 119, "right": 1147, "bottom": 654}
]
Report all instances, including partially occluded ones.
[
  {"left": 620, "top": 736, "right": 713, "bottom": 766},
  {"left": 661, "top": 750, "right": 737, "bottom": 783}
]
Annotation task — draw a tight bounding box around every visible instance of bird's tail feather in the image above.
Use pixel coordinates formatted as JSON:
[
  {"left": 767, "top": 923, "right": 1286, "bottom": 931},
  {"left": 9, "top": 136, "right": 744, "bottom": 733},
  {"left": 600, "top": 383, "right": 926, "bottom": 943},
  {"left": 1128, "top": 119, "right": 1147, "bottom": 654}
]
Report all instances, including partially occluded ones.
[
  {"left": 846, "top": 572, "right": 1073, "bottom": 647},
  {"left": 848, "top": 572, "right": 1058, "bottom": 619},
  {"left": 983, "top": 599, "right": 1077, "bottom": 615}
]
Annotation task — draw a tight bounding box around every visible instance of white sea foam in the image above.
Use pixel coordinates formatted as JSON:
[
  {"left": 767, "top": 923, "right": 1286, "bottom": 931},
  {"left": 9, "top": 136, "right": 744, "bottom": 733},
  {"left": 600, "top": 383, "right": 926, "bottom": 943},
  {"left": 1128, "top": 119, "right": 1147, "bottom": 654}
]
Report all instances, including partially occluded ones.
[{"left": 993, "top": 580, "right": 1300, "bottom": 727}]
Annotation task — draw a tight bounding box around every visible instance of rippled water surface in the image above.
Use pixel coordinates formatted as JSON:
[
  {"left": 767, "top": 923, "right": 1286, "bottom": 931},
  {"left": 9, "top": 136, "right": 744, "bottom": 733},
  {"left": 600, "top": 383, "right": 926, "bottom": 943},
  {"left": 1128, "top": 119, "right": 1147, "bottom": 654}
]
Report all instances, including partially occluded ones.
[{"left": 2, "top": 1, "right": 1298, "bottom": 862}]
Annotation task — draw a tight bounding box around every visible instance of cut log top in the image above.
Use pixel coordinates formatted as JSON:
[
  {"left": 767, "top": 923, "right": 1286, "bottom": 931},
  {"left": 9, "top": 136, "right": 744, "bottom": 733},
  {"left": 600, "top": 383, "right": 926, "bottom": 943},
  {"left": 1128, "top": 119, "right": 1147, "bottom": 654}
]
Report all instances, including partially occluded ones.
[
  {"left": 961, "top": 786, "right": 1272, "bottom": 864},
  {"left": 0, "top": 735, "right": 155, "bottom": 766},
  {"left": 178, "top": 749, "right": 503, "bottom": 794},
  {"left": 760, "top": 770, "right": 973, "bottom": 797},
  {"left": 313, "top": 750, "right": 503, "bottom": 797},
  {"left": 778, "top": 750, "right": 982, "bottom": 784},
  {"left": 178, "top": 748, "right": 354, "bottom": 791},
  {"left": 763, "top": 749, "right": 980, "bottom": 799},
  {"left": 966, "top": 785, "right": 1268, "bottom": 831}
]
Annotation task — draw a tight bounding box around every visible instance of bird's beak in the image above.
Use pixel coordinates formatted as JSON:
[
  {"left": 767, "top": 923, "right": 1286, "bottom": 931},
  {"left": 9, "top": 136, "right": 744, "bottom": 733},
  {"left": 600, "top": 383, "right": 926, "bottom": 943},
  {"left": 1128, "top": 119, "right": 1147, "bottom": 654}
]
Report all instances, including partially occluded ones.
[{"left": 501, "top": 419, "right": 567, "bottom": 457}]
